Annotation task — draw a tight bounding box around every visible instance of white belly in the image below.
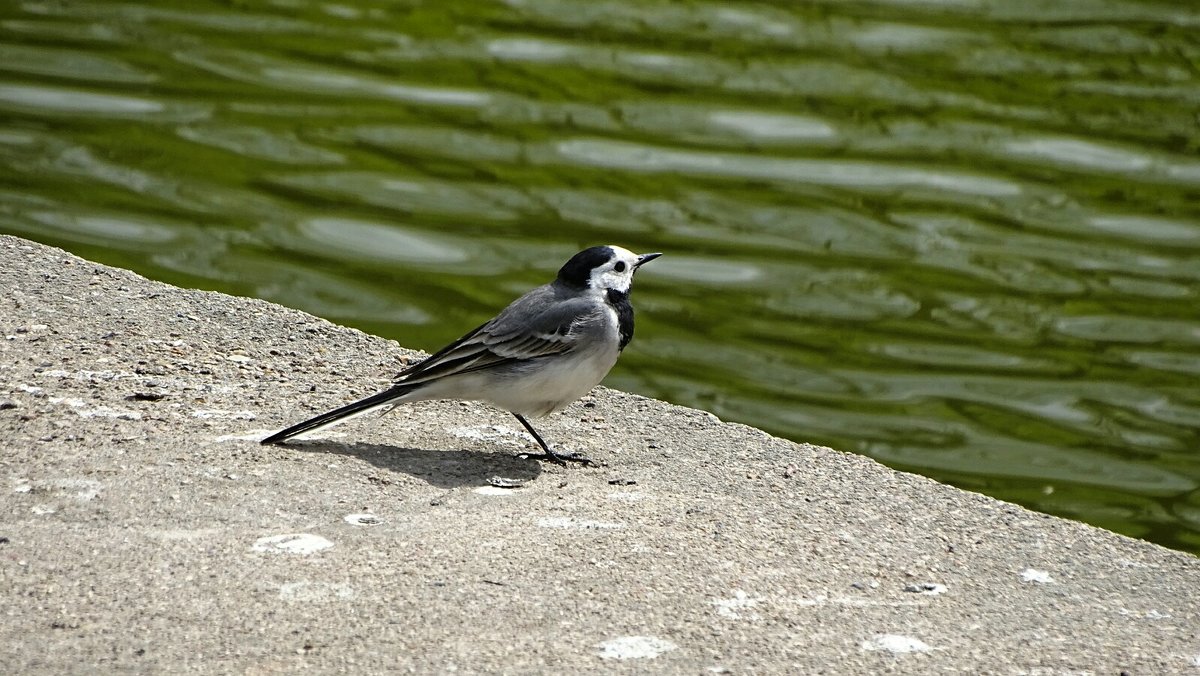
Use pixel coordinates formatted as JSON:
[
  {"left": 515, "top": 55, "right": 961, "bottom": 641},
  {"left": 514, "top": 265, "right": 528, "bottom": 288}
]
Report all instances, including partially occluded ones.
[
  {"left": 401, "top": 341, "right": 621, "bottom": 418},
  {"left": 485, "top": 344, "right": 620, "bottom": 417}
]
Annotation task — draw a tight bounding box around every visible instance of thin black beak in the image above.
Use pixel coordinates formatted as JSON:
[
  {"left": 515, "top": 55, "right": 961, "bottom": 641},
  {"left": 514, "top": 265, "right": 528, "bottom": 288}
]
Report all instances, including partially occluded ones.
[{"left": 635, "top": 252, "right": 662, "bottom": 268}]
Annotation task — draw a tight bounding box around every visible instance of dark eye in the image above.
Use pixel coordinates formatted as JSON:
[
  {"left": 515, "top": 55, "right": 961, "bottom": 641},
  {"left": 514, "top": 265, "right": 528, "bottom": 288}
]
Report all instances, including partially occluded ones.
[{"left": 614, "top": 261, "right": 627, "bottom": 272}]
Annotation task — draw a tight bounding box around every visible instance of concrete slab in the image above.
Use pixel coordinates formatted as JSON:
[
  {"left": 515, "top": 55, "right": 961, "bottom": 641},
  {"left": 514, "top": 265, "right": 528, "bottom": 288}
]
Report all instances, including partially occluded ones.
[{"left": 2, "top": 235, "right": 1197, "bottom": 673}]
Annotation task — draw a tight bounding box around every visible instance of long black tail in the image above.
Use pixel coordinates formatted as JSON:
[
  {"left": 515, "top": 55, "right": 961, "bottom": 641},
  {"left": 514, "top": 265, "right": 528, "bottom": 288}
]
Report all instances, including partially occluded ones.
[{"left": 261, "top": 384, "right": 415, "bottom": 445}]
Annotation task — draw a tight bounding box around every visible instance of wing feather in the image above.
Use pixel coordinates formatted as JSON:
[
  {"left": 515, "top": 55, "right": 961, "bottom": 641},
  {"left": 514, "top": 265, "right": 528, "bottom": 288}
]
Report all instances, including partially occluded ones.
[{"left": 392, "top": 286, "right": 603, "bottom": 386}]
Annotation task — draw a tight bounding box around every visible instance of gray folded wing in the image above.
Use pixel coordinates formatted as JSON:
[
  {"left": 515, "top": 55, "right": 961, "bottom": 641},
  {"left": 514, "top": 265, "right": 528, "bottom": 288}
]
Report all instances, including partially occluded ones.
[{"left": 394, "top": 287, "right": 602, "bottom": 386}]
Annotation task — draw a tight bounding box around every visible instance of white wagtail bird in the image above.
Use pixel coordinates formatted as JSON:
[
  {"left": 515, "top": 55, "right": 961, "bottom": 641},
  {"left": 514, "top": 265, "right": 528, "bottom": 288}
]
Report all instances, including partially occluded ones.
[{"left": 261, "top": 245, "right": 661, "bottom": 465}]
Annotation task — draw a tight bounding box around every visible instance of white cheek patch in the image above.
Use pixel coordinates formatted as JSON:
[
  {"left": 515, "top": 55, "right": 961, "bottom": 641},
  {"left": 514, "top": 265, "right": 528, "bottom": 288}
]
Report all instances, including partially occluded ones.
[
  {"left": 592, "top": 268, "right": 633, "bottom": 292},
  {"left": 608, "top": 271, "right": 632, "bottom": 292}
]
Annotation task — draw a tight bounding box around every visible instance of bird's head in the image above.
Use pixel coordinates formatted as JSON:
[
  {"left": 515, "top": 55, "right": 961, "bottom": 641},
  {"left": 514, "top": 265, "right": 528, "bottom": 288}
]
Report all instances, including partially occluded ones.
[{"left": 557, "top": 245, "right": 662, "bottom": 294}]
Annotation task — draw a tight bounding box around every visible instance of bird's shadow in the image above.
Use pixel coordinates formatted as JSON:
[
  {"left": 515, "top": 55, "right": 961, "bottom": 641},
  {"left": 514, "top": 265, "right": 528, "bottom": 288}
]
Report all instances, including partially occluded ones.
[{"left": 287, "top": 441, "right": 543, "bottom": 489}]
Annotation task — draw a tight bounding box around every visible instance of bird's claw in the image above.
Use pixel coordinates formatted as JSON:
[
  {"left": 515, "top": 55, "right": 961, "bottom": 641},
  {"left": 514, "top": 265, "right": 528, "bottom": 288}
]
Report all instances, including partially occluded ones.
[{"left": 517, "top": 450, "right": 598, "bottom": 467}]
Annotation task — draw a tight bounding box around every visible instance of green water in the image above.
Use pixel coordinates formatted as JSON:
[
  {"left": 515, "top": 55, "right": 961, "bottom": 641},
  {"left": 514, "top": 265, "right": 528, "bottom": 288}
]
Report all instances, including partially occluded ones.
[{"left": 2, "top": 1, "right": 1198, "bottom": 553}]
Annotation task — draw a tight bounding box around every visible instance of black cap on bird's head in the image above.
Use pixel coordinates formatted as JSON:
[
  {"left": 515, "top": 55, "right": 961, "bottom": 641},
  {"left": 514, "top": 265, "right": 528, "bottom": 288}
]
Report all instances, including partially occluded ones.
[
  {"left": 556, "top": 245, "right": 662, "bottom": 291},
  {"left": 557, "top": 246, "right": 616, "bottom": 288}
]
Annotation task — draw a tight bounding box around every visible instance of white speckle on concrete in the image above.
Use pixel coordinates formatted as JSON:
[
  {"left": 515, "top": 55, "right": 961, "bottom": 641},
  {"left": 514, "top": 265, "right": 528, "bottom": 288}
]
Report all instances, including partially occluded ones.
[
  {"left": 536, "top": 516, "right": 625, "bottom": 530},
  {"left": 596, "top": 635, "right": 677, "bottom": 660},
  {"left": 861, "top": 634, "right": 932, "bottom": 654},
  {"left": 449, "top": 424, "right": 525, "bottom": 446},
  {"left": 713, "top": 590, "right": 764, "bottom": 620},
  {"left": 486, "top": 476, "right": 525, "bottom": 489},
  {"left": 226, "top": 354, "right": 252, "bottom": 363},
  {"left": 474, "top": 486, "right": 517, "bottom": 496},
  {"left": 31, "top": 505, "right": 57, "bottom": 515},
  {"left": 50, "top": 397, "right": 142, "bottom": 420},
  {"left": 1116, "top": 558, "right": 1151, "bottom": 569},
  {"left": 789, "top": 595, "right": 922, "bottom": 608},
  {"left": 607, "top": 491, "right": 647, "bottom": 502},
  {"left": 16, "top": 383, "right": 42, "bottom": 393},
  {"left": 1189, "top": 653, "right": 1200, "bottom": 667},
  {"left": 81, "top": 406, "right": 142, "bottom": 420},
  {"left": 344, "top": 513, "right": 381, "bottom": 526},
  {"left": 449, "top": 426, "right": 487, "bottom": 440},
  {"left": 192, "top": 409, "right": 256, "bottom": 420},
  {"left": 904, "top": 582, "right": 948, "bottom": 595},
  {"left": 56, "top": 478, "right": 102, "bottom": 501},
  {"left": 1021, "top": 568, "right": 1054, "bottom": 584},
  {"left": 41, "top": 369, "right": 127, "bottom": 381},
  {"left": 16, "top": 478, "right": 102, "bottom": 502},
  {"left": 252, "top": 533, "right": 333, "bottom": 555},
  {"left": 216, "top": 430, "right": 275, "bottom": 442},
  {"left": 147, "top": 528, "right": 223, "bottom": 541},
  {"left": 1119, "top": 607, "right": 1170, "bottom": 620},
  {"left": 278, "top": 581, "right": 355, "bottom": 602}
]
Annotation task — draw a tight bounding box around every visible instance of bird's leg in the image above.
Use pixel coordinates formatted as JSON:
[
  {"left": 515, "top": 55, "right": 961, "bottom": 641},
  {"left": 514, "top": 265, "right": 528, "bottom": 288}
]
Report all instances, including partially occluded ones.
[{"left": 511, "top": 413, "right": 596, "bottom": 466}]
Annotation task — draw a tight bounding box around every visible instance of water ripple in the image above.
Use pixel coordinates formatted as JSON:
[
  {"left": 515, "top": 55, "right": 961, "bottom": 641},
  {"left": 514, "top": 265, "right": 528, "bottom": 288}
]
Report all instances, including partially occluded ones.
[
  {"left": 290, "top": 217, "right": 471, "bottom": 266},
  {"left": 553, "top": 138, "right": 1024, "bottom": 197},
  {"left": 175, "top": 49, "right": 493, "bottom": 107},
  {"left": 0, "top": 82, "right": 164, "bottom": 116}
]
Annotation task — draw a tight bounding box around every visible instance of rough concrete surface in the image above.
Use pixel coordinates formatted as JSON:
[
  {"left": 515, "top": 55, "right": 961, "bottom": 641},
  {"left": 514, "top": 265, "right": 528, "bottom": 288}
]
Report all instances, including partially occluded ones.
[{"left": 1, "top": 234, "right": 1198, "bottom": 674}]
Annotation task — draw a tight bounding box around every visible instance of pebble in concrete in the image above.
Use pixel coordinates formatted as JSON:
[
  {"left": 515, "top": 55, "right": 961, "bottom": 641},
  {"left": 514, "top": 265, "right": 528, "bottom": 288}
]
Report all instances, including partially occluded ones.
[{"left": 904, "top": 582, "right": 948, "bottom": 595}]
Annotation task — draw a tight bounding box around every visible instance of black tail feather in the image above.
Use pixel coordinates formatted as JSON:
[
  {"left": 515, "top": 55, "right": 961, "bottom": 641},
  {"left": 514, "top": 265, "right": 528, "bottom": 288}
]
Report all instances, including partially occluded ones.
[{"left": 260, "top": 385, "right": 414, "bottom": 445}]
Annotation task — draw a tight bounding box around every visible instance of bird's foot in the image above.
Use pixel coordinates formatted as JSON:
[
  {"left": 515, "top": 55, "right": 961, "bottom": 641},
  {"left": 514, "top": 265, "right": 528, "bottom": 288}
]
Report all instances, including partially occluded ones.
[
  {"left": 517, "top": 449, "right": 598, "bottom": 467},
  {"left": 508, "top": 413, "right": 597, "bottom": 466}
]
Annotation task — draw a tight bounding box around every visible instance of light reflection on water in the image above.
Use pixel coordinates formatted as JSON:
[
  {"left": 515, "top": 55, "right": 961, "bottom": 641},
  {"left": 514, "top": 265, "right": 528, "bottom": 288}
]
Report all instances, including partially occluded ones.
[{"left": 1, "top": 0, "right": 1199, "bottom": 553}]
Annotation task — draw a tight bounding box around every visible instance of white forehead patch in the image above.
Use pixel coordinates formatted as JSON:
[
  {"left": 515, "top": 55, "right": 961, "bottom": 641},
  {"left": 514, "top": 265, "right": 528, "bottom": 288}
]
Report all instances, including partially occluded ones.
[{"left": 607, "top": 245, "right": 636, "bottom": 260}]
